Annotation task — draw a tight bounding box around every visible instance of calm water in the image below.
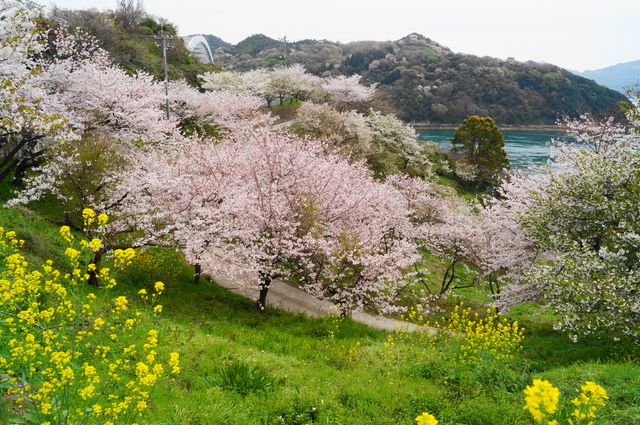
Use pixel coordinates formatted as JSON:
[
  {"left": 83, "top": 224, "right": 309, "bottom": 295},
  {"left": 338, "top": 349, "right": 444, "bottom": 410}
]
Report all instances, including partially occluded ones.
[{"left": 417, "top": 129, "right": 565, "bottom": 171}]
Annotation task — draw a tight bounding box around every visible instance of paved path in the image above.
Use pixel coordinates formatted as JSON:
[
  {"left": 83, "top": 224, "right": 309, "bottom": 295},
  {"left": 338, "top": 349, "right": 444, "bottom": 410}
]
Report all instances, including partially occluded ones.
[{"left": 211, "top": 274, "right": 430, "bottom": 332}]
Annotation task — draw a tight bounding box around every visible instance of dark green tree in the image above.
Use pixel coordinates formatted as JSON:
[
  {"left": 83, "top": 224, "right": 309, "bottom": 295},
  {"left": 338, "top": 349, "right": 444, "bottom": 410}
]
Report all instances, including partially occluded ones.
[{"left": 450, "top": 116, "right": 510, "bottom": 190}]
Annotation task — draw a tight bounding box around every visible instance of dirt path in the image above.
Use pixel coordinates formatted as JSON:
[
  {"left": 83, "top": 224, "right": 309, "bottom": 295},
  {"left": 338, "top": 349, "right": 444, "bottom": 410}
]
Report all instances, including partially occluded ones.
[{"left": 211, "top": 274, "right": 431, "bottom": 332}]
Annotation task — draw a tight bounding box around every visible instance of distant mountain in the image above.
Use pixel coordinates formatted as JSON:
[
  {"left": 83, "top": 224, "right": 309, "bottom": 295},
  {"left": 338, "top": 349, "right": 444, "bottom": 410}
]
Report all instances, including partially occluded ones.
[
  {"left": 198, "top": 34, "right": 230, "bottom": 50},
  {"left": 572, "top": 60, "right": 640, "bottom": 94},
  {"left": 202, "top": 33, "right": 627, "bottom": 126}
]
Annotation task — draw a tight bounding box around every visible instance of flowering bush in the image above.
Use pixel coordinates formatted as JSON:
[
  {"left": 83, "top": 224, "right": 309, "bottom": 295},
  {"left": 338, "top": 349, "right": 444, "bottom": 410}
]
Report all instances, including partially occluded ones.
[
  {"left": 384, "top": 303, "right": 524, "bottom": 363},
  {"left": 0, "top": 211, "right": 179, "bottom": 424}
]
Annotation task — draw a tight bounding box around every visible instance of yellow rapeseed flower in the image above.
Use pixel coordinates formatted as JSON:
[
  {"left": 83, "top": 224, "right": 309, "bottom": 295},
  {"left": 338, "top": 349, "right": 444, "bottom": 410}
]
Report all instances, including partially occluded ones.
[
  {"left": 93, "top": 318, "right": 105, "bottom": 331},
  {"left": 113, "top": 248, "right": 136, "bottom": 267},
  {"left": 88, "top": 239, "right": 102, "bottom": 252},
  {"left": 78, "top": 384, "right": 95, "bottom": 400},
  {"left": 82, "top": 208, "right": 95, "bottom": 226},
  {"left": 154, "top": 281, "right": 164, "bottom": 293},
  {"left": 114, "top": 296, "right": 128, "bottom": 312},
  {"left": 59, "top": 226, "right": 73, "bottom": 242},
  {"left": 97, "top": 213, "right": 109, "bottom": 225},
  {"left": 168, "top": 352, "right": 180, "bottom": 374},
  {"left": 64, "top": 247, "right": 81, "bottom": 261},
  {"left": 416, "top": 411, "right": 439, "bottom": 425},
  {"left": 523, "top": 379, "right": 560, "bottom": 422},
  {"left": 0, "top": 223, "right": 182, "bottom": 425}
]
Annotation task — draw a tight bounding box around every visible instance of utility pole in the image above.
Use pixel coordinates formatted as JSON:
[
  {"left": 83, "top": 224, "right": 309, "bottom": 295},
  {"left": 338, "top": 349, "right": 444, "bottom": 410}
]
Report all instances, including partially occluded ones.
[
  {"left": 280, "top": 34, "right": 288, "bottom": 68},
  {"left": 155, "top": 25, "right": 173, "bottom": 120}
]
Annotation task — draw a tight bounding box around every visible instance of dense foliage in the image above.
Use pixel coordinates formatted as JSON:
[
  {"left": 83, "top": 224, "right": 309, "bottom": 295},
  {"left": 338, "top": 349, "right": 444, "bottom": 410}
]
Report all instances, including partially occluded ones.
[{"left": 450, "top": 116, "right": 510, "bottom": 190}]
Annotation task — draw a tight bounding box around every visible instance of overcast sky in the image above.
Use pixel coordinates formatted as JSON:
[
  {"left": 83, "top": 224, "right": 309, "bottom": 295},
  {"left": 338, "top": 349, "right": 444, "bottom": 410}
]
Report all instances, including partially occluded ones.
[{"left": 37, "top": 0, "right": 639, "bottom": 72}]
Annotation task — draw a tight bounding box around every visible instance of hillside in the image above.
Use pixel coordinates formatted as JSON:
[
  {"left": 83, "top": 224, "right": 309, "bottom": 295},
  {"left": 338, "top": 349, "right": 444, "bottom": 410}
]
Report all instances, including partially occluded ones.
[
  {"left": 2, "top": 205, "right": 640, "bottom": 424},
  {"left": 207, "top": 33, "right": 627, "bottom": 126},
  {"left": 43, "top": 6, "right": 221, "bottom": 86},
  {"left": 574, "top": 60, "right": 640, "bottom": 94}
]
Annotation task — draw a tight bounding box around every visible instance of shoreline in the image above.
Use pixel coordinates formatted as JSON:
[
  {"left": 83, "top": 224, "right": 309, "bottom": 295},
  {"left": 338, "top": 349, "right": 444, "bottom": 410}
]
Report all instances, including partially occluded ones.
[{"left": 411, "top": 124, "right": 563, "bottom": 131}]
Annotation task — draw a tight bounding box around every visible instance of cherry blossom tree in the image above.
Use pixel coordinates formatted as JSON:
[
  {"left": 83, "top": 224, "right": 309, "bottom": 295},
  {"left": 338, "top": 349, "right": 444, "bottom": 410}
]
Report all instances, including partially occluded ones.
[
  {"left": 321, "top": 74, "right": 376, "bottom": 111},
  {"left": 115, "top": 120, "right": 421, "bottom": 313},
  {"left": 498, "top": 111, "right": 640, "bottom": 341},
  {"left": 241, "top": 68, "right": 275, "bottom": 106},
  {"left": 266, "top": 64, "right": 318, "bottom": 105},
  {"left": 0, "top": 0, "right": 75, "bottom": 185},
  {"left": 389, "top": 174, "right": 484, "bottom": 295},
  {"left": 9, "top": 28, "right": 185, "bottom": 213},
  {"left": 199, "top": 66, "right": 372, "bottom": 109},
  {"left": 387, "top": 172, "right": 534, "bottom": 300},
  {"left": 35, "top": 30, "right": 175, "bottom": 143},
  {"left": 296, "top": 102, "right": 372, "bottom": 162},
  {"left": 364, "top": 109, "right": 434, "bottom": 172},
  {"left": 199, "top": 70, "right": 245, "bottom": 93},
  {"left": 6, "top": 25, "right": 194, "bottom": 286},
  {"left": 473, "top": 192, "right": 537, "bottom": 297},
  {"left": 168, "top": 78, "right": 268, "bottom": 137}
]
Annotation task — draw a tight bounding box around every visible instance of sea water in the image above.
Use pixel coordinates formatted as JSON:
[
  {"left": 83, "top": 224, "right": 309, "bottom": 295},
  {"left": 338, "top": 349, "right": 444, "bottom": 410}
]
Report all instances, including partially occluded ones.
[{"left": 417, "top": 129, "right": 566, "bottom": 171}]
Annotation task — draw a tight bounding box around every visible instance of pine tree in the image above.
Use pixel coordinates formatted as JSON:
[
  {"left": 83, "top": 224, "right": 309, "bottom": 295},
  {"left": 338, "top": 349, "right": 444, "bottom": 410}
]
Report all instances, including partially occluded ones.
[{"left": 451, "top": 116, "right": 510, "bottom": 190}]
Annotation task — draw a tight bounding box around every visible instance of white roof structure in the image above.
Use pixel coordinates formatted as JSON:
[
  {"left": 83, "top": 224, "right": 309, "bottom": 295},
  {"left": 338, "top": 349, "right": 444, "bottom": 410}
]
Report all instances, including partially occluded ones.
[{"left": 181, "top": 35, "right": 214, "bottom": 64}]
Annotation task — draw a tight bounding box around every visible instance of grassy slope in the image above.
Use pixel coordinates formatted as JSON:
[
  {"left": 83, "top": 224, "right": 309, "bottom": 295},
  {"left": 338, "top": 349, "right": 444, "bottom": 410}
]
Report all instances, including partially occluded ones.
[{"left": 2, "top": 204, "right": 640, "bottom": 425}]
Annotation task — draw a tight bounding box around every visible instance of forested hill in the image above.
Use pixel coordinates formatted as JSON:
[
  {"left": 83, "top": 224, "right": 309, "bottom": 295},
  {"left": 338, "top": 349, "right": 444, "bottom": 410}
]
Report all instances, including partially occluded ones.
[{"left": 207, "top": 33, "right": 627, "bottom": 126}]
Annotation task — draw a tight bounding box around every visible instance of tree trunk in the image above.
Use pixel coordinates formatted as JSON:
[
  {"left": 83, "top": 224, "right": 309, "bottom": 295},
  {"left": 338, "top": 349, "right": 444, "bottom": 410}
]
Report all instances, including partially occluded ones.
[
  {"left": 11, "top": 150, "right": 44, "bottom": 188},
  {"left": 339, "top": 304, "right": 352, "bottom": 318},
  {"left": 87, "top": 248, "right": 106, "bottom": 287},
  {"left": 257, "top": 271, "right": 272, "bottom": 311},
  {"left": 194, "top": 263, "right": 202, "bottom": 285}
]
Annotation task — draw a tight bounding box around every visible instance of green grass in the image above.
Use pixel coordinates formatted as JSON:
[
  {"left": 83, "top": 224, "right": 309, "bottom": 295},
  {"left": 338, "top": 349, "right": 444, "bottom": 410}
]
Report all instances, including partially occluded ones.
[
  {"left": 2, "top": 204, "right": 640, "bottom": 425},
  {"left": 263, "top": 100, "right": 301, "bottom": 123},
  {"left": 109, "top": 258, "right": 640, "bottom": 424},
  {"left": 0, "top": 205, "right": 72, "bottom": 269}
]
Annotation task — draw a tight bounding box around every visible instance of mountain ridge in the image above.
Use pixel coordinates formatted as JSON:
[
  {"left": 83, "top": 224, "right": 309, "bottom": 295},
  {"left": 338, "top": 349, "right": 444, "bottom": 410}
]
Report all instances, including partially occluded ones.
[
  {"left": 571, "top": 60, "right": 640, "bottom": 94},
  {"left": 197, "top": 32, "right": 628, "bottom": 126}
]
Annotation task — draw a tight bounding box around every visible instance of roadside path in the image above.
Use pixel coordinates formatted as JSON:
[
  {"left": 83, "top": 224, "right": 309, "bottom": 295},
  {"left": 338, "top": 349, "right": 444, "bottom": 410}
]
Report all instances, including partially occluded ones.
[{"left": 211, "top": 274, "right": 431, "bottom": 333}]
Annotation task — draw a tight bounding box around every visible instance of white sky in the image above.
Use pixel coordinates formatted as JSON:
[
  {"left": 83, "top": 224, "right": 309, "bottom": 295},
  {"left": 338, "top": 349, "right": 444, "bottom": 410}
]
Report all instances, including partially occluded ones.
[{"left": 37, "top": 0, "right": 640, "bottom": 72}]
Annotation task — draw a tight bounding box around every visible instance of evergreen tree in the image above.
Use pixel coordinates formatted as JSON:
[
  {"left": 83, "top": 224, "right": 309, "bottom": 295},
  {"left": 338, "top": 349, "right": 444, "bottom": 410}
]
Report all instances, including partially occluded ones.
[{"left": 451, "top": 116, "right": 510, "bottom": 190}]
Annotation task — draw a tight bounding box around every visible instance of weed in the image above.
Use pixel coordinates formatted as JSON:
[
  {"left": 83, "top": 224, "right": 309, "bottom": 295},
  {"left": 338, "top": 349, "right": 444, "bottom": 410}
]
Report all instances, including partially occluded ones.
[{"left": 214, "top": 361, "right": 277, "bottom": 396}]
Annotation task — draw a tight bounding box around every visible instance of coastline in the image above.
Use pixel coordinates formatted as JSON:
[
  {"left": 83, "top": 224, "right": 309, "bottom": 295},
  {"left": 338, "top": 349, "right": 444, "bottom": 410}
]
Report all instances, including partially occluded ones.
[{"left": 412, "top": 124, "right": 564, "bottom": 131}]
